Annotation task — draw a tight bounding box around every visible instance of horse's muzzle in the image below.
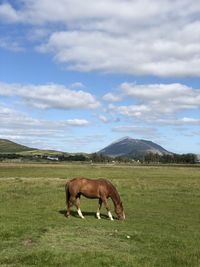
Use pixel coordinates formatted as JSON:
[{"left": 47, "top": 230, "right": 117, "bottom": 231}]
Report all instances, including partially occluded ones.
[{"left": 118, "top": 212, "right": 125, "bottom": 220}]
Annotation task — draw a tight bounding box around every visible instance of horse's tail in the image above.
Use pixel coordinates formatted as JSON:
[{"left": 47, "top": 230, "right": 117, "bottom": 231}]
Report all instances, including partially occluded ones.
[{"left": 65, "top": 180, "right": 70, "bottom": 205}]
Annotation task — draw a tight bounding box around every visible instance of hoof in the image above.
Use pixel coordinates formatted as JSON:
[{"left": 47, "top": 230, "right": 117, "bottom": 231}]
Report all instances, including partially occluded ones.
[{"left": 96, "top": 212, "right": 101, "bottom": 219}]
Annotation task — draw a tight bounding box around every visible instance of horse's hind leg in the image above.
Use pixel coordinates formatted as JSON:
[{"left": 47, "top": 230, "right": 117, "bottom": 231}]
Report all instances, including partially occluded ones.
[
  {"left": 96, "top": 198, "right": 102, "bottom": 219},
  {"left": 66, "top": 196, "right": 74, "bottom": 217},
  {"left": 66, "top": 201, "right": 71, "bottom": 217},
  {"left": 65, "top": 186, "right": 71, "bottom": 217},
  {"left": 75, "top": 196, "right": 85, "bottom": 219},
  {"left": 66, "top": 194, "right": 75, "bottom": 217}
]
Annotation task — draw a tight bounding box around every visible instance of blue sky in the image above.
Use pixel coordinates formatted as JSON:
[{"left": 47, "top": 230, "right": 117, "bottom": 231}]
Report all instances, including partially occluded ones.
[{"left": 0, "top": 0, "right": 200, "bottom": 154}]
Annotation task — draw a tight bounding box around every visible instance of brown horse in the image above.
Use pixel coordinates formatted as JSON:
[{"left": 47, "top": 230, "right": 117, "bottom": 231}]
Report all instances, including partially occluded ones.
[{"left": 65, "top": 177, "right": 125, "bottom": 220}]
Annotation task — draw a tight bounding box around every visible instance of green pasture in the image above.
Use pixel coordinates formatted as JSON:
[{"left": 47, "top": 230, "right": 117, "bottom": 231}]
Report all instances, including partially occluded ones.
[{"left": 0, "top": 163, "right": 200, "bottom": 266}]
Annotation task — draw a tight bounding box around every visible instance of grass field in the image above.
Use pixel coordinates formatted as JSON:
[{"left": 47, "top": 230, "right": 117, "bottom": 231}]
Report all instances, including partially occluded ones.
[{"left": 0, "top": 163, "right": 200, "bottom": 267}]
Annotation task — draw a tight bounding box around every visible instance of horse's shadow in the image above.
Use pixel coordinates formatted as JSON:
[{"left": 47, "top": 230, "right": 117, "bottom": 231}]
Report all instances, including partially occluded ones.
[{"left": 58, "top": 209, "right": 109, "bottom": 219}]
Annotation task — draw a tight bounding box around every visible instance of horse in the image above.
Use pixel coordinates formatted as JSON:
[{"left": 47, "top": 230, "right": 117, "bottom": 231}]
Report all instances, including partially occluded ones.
[{"left": 65, "top": 177, "right": 125, "bottom": 220}]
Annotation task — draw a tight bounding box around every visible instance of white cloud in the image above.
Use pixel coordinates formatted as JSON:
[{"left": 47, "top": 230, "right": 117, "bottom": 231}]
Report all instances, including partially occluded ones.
[
  {"left": 120, "top": 83, "right": 199, "bottom": 104},
  {"left": 2, "top": 0, "right": 200, "bottom": 27},
  {"left": 0, "top": 82, "right": 100, "bottom": 110},
  {"left": 99, "top": 115, "right": 109, "bottom": 123},
  {"left": 116, "top": 82, "right": 200, "bottom": 118},
  {"left": 64, "top": 119, "right": 89, "bottom": 126},
  {"left": 157, "top": 117, "right": 200, "bottom": 126},
  {"left": 0, "top": 105, "right": 89, "bottom": 130},
  {"left": 27, "top": 28, "right": 51, "bottom": 42},
  {"left": 69, "top": 82, "right": 85, "bottom": 89},
  {"left": 112, "top": 125, "right": 157, "bottom": 136},
  {"left": 0, "top": 105, "right": 44, "bottom": 128},
  {"left": 110, "top": 104, "right": 151, "bottom": 118},
  {"left": 38, "top": 28, "right": 200, "bottom": 76},
  {"left": 0, "top": 3, "right": 21, "bottom": 22},
  {"left": 0, "top": 37, "right": 24, "bottom": 52},
  {"left": 103, "top": 92, "right": 122, "bottom": 102},
  {"left": 0, "top": 104, "right": 91, "bottom": 150},
  {"left": 0, "top": 1, "right": 175, "bottom": 25},
  {"left": 106, "top": 82, "right": 200, "bottom": 126},
  {"left": 1, "top": 0, "right": 200, "bottom": 76},
  {"left": 98, "top": 114, "right": 120, "bottom": 124}
]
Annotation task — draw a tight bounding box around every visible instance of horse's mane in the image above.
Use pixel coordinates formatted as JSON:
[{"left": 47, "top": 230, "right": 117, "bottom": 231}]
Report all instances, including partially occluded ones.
[{"left": 106, "top": 180, "right": 121, "bottom": 206}]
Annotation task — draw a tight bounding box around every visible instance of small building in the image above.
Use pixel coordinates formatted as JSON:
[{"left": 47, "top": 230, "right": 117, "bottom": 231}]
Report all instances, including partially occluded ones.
[{"left": 47, "top": 156, "right": 59, "bottom": 161}]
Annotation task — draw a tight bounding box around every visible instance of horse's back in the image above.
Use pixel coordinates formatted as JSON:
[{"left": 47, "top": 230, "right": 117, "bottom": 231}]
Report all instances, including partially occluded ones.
[
  {"left": 69, "top": 177, "right": 109, "bottom": 185},
  {"left": 68, "top": 177, "right": 111, "bottom": 198}
]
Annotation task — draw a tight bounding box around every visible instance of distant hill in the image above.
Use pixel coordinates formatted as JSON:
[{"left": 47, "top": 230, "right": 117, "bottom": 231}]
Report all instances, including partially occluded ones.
[
  {"left": 98, "top": 137, "right": 172, "bottom": 159},
  {"left": 0, "top": 139, "right": 69, "bottom": 156},
  {"left": 19, "top": 149, "right": 69, "bottom": 156},
  {"left": 0, "top": 139, "right": 36, "bottom": 154}
]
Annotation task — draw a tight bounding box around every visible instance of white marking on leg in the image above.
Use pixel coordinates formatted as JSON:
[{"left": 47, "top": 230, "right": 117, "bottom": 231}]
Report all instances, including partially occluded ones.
[
  {"left": 77, "top": 209, "right": 85, "bottom": 219},
  {"left": 108, "top": 211, "right": 114, "bottom": 221},
  {"left": 96, "top": 212, "right": 101, "bottom": 219}
]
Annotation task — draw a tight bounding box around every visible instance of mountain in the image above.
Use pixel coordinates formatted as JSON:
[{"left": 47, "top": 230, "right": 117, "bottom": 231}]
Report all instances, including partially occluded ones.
[
  {"left": 0, "top": 137, "right": 171, "bottom": 159},
  {"left": 98, "top": 137, "right": 172, "bottom": 159},
  {"left": 0, "top": 139, "right": 36, "bottom": 153}
]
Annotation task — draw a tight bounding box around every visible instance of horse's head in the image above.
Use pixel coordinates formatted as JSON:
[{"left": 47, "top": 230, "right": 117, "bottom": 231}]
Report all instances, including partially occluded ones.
[{"left": 115, "top": 202, "right": 125, "bottom": 220}]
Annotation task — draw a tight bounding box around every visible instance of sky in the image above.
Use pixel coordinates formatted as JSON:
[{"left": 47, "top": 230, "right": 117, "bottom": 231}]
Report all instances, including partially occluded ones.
[{"left": 0, "top": 0, "right": 200, "bottom": 154}]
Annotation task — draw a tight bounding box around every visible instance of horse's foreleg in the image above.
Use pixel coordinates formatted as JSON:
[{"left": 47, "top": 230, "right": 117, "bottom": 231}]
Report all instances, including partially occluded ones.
[
  {"left": 108, "top": 211, "right": 114, "bottom": 221},
  {"left": 75, "top": 197, "right": 85, "bottom": 219},
  {"left": 96, "top": 198, "right": 102, "bottom": 219},
  {"left": 102, "top": 197, "right": 114, "bottom": 221}
]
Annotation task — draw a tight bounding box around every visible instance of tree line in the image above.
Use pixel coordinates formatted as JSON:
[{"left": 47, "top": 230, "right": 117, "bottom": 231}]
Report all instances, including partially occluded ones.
[
  {"left": 0, "top": 153, "right": 87, "bottom": 162},
  {"left": 0, "top": 152, "right": 198, "bottom": 164},
  {"left": 144, "top": 152, "right": 198, "bottom": 164}
]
